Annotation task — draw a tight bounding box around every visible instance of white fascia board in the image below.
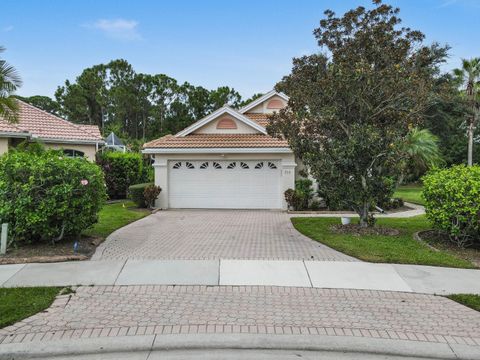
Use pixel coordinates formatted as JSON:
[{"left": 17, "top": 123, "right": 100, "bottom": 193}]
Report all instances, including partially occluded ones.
[
  {"left": 175, "top": 106, "right": 267, "bottom": 137},
  {"left": 36, "top": 137, "right": 105, "bottom": 145},
  {"left": 142, "top": 147, "right": 293, "bottom": 154},
  {"left": 239, "top": 90, "right": 290, "bottom": 114}
]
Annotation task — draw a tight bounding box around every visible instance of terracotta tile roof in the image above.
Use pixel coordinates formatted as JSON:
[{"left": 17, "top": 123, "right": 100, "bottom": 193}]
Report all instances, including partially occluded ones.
[
  {"left": 78, "top": 125, "right": 102, "bottom": 139},
  {"left": 0, "top": 100, "right": 103, "bottom": 142},
  {"left": 0, "top": 120, "right": 27, "bottom": 135},
  {"left": 144, "top": 134, "right": 289, "bottom": 149},
  {"left": 244, "top": 113, "right": 270, "bottom": 128}
]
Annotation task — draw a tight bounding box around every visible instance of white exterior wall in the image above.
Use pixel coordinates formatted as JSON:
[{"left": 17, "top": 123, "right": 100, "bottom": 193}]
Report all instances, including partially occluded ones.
[
  {"left": 193, "top": 115, "right": 259, "bottom": 134},
  {"left": 153, "top": 152, "right": 296, "bottom": 210},
  {"left": 0, "top": 137, "right": 9, "bottom": 156},
  {"left": 44, "top": 143, "right": 98, "bottom": 161}
]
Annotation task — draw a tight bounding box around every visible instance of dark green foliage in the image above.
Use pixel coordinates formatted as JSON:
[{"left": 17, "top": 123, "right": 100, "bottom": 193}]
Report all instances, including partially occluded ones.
[
  {"left": 14, "top": 95, "right": 61, "bottom": 115},
  {"left": 128, "top": 182, "right": 152, "bottom": 208},
  {"left": 0, "top": 149, "right": 106, "bottom": 244},
  {"left": 284, "top": 179, "right": 314, "bottom": 211},
  {"left": 97, "top": 152, "right": 146, "bottom": 199},
  {"left": 269, "top": 1, "right": 447, "bottom": 226},
  {"left": 422, "top": 165, "right": 480, "bottom": 247},
  {"left": 54, "top": 59, "right": 243, "bottom": 141}
]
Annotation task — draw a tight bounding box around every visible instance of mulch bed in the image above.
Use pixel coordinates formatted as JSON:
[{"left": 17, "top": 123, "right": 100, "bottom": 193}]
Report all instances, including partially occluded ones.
[
  {"left": 330, "top": 224, "right": 400, "bottom": 236},
  {"left": 417, "top": 230, "right": 480, "bottom": 267},
  {"left": 0, "top": 236, "right": 101, "bottom": 265}
]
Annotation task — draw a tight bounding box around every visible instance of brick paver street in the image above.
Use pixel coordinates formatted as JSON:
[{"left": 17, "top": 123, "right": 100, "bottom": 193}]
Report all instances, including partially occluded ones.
[
  {"left": 2, "top": 285, "right": 480, "bottom": 346},
  {"left": 93, "top": 210, "right": 355, "bottom": 261}
]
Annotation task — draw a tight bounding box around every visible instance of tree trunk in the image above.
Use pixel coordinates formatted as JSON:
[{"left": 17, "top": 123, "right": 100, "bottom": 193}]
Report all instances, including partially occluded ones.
[
  {"left": 467, "top": 117, "right": 474, "bottom": 166},
  {"left": 358, "top": 201, "right": 370, "bottom": 228}
]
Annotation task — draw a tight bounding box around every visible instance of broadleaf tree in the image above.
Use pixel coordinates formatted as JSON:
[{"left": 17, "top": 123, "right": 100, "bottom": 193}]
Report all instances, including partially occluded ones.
[{"left": 268, "top": 0, "right": 448, "bottom": 226}]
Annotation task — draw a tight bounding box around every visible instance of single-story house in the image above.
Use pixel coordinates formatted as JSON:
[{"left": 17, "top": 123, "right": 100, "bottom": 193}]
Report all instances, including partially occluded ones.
[
  {"left": 0, "top": 100, "right": 104, "bottom": 161},
  {"left": 143, "top": 90, "right": 301, "bottom": 210}
]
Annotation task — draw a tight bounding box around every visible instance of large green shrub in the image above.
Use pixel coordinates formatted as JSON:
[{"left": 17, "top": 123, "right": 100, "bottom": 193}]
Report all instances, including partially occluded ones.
[
  {"left": 97, "top": 152, "right": 149, "bottom": 199},
  {"left": 0, "top": 149, "right": 106, "bottom": 244},
  {"left": 422, "top": 165, "right": 480, "bottom": 247}
]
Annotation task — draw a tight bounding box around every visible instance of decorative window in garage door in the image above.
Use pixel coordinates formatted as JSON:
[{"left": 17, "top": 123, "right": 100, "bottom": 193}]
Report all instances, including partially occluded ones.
[
  {"left": 240, "top": 162, "right": 249, "bottom": 169},
  {"left": 172, "top": 162, "right": 182, "bottom": 169},
  {"left": 185, "top": 162, "right": 195, "bottom": 169},
  {"left": 212, "top": 162, "right": 222, "bottom": 169},
  {"left": 268, "top": 162, "right": 277, "bottom": 169},
  {"left": 255, "top": 162, "right": 264, "bottom": 169},
  {"left": 200, "top": 162, "right": 209, "bottom": 169},
  {"left": 227, "top": 162, "right": 236, "bottom": 169}
]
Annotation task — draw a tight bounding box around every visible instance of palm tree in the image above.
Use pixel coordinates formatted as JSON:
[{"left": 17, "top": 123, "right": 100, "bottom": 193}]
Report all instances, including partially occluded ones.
[
  {"left": 397, "top": 128, "right": 443, "bottom": 185},
  {"left": 0, "top": 46, "right": 22, "bottom": 122},
  {"left": 453, "top": 58, "right": 480, "bottom": 166}
]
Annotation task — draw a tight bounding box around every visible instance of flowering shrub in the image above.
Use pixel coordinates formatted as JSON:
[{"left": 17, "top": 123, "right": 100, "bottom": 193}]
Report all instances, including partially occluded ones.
[
  {"left": 422, "top": 165, "right": 480, "bottom": 247},
  {"left": 0, "top": 149, "right": 106, "bottom": 244}
]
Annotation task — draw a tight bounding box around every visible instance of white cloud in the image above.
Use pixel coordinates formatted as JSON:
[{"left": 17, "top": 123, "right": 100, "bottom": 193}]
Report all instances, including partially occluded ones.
[
  {"left": 3, "top": 25, "right": 14, "bottom": 32},
  {"left": 84, "top": 18, "right": 142, "bottom": 41}
]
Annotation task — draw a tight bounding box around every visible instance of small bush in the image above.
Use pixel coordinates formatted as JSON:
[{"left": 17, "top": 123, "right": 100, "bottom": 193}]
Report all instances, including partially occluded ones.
[
  {"left": 128, "top": 183, "right": 152, "bottom": 208},
  {"left": 97, "top": 152, "right": 148, "bottom": 199},
  {"left": 422, "top": 165, "right": 480, "bottom": 247},
  {"left": 144, "top": 184, "right": 161, "bottom": 208},
  {"left": 0, "top": 149, "right": 106, "bottom": 244},
  {"left": 285, "top": 179, "right": 314, "bottom": 211}
]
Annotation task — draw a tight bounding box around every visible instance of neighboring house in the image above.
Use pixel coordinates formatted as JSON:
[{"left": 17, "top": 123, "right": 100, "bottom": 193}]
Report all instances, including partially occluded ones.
[
  {"left": 0, "top": 100, "right": 104, "bottom": 161},
  {"left": 143, "top": 90, "right": 300, "bottom": 210}
]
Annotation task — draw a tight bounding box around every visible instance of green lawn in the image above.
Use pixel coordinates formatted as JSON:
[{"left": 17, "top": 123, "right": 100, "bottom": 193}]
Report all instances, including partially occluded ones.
[
  {"left": 0, "top": 287, "right": 60, "bottom": 328},
  {"left": 448, "top": 294, "right": 480, "bottom": 312},
  {"left": 83, "top": 201, "right": 150, "bottom": 239},
  {"left": 394, "top": 184, "right": 424, "bottom": 205},
  {"left": 292, "top": 216, "right": 474, "bottom": 268}
]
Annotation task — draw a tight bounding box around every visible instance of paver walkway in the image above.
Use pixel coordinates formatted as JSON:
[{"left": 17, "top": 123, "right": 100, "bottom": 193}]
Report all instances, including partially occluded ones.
[
  {"left": 2, "top": 285, "right": 480, "bottom": 347},
  {"left": 93, "top": 210, "right": 355, "bottom": 261}
]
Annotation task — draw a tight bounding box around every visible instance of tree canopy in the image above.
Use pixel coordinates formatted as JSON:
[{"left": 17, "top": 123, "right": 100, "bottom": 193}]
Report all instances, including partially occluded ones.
[{"left": 269, "top": 0, "right": 448, "bottom": 226}]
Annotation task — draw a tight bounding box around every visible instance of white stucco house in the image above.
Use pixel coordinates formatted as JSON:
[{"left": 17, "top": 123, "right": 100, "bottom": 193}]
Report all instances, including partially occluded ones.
[{"left": 143, "top": 90, "right": 299, "bottom": 210}]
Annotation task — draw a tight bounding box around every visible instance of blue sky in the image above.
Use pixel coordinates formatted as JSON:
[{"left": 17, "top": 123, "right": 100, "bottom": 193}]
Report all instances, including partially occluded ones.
[{"left": 1, "top": 0, "right": 479, "bottom": 99}]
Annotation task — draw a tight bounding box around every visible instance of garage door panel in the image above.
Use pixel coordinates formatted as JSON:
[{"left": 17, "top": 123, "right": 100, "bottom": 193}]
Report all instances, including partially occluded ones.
[{"left": 168, "top": 160, "right": 281, "bottom": 209}]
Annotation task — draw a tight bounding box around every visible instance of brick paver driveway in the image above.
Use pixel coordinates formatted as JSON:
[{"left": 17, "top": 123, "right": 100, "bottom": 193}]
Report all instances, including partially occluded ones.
[
  {"left": 93, "top": 210, "right": 355, "bottom": 261},
  {"left": 2, "top": 286, "right": 480, "bottom": 346}
]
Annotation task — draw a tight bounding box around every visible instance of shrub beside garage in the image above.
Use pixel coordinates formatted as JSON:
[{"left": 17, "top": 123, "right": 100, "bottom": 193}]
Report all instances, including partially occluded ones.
[
  {"left": 0, "top": 149, "right": 106, "bottom": 245},
  {"left": 97, "top": 151, "right": 152, "bottom": 199}
]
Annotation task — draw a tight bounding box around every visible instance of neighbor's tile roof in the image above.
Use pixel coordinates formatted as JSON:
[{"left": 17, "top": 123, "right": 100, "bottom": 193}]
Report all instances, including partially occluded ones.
[
  {"left": 0, "top": 120, "right": 27, "bottom": 135},
  {"left": 144, "top": 134, "right": 289, "bottom": 148},
  {"left": 244, "top": 113, "right": 270, "bottom": 127},
  {"left": 0, "top": 100, "right": 103, "bottom": 142}
]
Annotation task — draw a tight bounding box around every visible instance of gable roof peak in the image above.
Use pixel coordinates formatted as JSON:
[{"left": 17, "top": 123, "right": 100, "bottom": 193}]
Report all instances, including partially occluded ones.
[
  {"left": 175, "top": 105, "right": 267, "bottom": 137},
  {"left": 239, "top": 89, "right": 289, "bottom": 114}
]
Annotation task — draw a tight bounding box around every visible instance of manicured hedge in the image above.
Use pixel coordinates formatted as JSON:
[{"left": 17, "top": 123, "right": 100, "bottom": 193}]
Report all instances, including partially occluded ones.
[
  {"left": 422, "top": 165, "right": 480, "bottom": 247},
  {"left": 97, "top": 152, "right": 148, "bottom": 199},
  {"left": 0, "top": 149, "right": 106, "bottom": 244}
]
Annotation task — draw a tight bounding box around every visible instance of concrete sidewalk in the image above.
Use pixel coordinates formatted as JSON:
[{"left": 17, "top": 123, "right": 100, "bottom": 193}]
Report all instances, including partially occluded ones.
[
  {"left": 1, "top": 334, "right": 479, "bottom": 360},
  {"left": 1, "top": 260, "right": 479, "bottom": 295}
]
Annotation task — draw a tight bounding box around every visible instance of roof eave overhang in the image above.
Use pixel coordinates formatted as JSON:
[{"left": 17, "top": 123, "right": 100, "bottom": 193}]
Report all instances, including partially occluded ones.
[
  {"left": 142, "top": 147, "right": 293, "bottom": 154},
  {"left": 0, "top": 131, "right": 30, "bottom": 138},
  {"left": 33, "top": 137, "right": 105, "bottom": 145}
]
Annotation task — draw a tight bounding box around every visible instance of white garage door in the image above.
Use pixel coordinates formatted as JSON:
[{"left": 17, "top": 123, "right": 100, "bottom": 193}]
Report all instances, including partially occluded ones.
[{"left": 168, "top": 160, "right": 282, "bottom": 209}]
